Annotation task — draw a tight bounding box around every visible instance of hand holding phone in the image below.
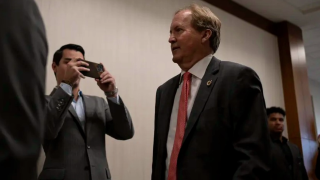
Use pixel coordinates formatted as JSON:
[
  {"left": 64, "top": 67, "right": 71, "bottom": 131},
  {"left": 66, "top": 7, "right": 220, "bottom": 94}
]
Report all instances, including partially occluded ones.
[
  {"left": 95, "top": 62, "right": 117, "bottom": 95},
  {"left": 62, "top": 58, "right": 90, "bottom": 86},
  {"left": 80, "top": 59, "right": 104, "bottom": 79}
]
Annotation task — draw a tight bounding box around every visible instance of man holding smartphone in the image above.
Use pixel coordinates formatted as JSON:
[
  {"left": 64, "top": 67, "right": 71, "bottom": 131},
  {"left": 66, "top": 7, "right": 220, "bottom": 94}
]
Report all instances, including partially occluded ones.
[{"left": 39, "top": 44, "right": 134, "bottom": 180}]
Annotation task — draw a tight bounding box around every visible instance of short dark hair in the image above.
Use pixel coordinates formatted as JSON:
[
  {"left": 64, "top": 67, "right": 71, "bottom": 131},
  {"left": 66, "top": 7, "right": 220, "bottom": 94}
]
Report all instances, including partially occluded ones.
[
  {"left": 266, "top": 107, "right": 286, "bottom": 117},
  {"left": 53, "top": 44, "right": 85, "bottom": 65}
]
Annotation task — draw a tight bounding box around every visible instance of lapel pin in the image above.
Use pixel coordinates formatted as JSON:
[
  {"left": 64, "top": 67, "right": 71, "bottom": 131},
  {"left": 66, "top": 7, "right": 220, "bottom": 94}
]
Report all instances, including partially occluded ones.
[{"left": 207, "top": 80, "right": 212, "bottom": 86}]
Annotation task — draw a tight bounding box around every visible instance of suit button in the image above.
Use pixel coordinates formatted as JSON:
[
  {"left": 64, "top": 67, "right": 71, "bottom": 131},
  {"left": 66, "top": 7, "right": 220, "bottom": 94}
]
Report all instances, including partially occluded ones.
[
  {"left": 56, "top": 107, "right": 61, "bottom": 111},
  {"left": 58, "top": 100, "right": 64, "bottom": 105},
  {"left": 87, "top": 146, "right": 90, "bottom": 149}
]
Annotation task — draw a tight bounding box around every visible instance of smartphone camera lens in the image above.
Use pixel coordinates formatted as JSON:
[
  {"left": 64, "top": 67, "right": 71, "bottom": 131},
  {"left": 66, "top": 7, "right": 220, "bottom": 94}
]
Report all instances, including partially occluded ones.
[{"left": 97, "top": 64, "right": 103, "bottom": 72}]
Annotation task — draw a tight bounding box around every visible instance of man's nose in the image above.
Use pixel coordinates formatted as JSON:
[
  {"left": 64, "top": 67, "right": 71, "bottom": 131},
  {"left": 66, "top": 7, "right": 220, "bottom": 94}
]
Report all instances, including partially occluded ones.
[{"left": 168, "top": 34, "right": 176, "bottom": 44}]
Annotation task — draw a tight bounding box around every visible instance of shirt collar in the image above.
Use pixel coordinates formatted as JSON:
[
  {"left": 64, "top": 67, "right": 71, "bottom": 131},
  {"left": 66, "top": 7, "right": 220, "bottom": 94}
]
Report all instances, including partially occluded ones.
[
  {"left": 179, "top": 54, "right": 213, "bottom": 84},
  {"left": 72, "top": 90, "right": 83, "bottom": 103}
]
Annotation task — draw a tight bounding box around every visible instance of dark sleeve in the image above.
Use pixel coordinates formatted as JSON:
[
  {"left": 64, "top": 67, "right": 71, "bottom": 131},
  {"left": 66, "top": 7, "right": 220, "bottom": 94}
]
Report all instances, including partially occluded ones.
[
  {"left": 104, "top": 96, "right": 134, "bottom": 140},
  {"left": 229, "top": 67, "right": 271, "bottom": 180},
  {"left": 0, "top": 0, "right": 47, "bottom": 179},
  {"left": 44, "top": 87, "right": 73, "bottom": 140},
  {"left": 151, "top": 87, "right": 161, "bottom": 180}
]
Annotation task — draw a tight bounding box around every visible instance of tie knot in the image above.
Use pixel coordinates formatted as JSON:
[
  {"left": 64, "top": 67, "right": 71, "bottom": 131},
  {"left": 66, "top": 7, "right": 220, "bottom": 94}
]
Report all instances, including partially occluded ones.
[{"left": 183, "top": 72, "right": 192, "bottom": 81}]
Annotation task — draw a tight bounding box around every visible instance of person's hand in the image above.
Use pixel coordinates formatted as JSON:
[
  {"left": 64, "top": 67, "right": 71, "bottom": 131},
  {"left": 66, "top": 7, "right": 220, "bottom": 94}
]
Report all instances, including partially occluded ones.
[
  {"left": 95, "top": 63, "right": 116, "bottom": 96},
  {"left": 62, "top": 59, "right": 89, "bottom": 86}
]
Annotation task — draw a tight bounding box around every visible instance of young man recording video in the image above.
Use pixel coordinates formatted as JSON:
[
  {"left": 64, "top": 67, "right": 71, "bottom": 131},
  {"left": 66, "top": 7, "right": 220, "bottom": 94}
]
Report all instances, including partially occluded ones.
[{"left": 39, "top": 44, "right": 134, "bottom": 180}]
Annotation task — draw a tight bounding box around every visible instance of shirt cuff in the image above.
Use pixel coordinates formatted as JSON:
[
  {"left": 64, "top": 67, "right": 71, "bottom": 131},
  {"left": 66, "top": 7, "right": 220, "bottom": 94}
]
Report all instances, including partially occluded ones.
[
  {"left": 107, "top": 94, "right": 120, "bottom": 104},
  {"left": 60, "top": 83, "right": 72, "bottom": 96}
]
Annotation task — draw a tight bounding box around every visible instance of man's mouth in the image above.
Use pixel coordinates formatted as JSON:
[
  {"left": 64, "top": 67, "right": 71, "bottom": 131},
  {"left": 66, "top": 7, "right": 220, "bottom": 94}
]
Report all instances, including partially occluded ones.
[{"left": 172, "top": 47, "right": 180, "bottom": 51}]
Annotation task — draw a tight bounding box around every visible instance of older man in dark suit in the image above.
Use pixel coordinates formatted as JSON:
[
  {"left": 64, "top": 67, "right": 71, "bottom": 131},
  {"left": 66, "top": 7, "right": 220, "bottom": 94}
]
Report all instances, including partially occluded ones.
[
  {"left": 39, "top": 44, "right": 134, "bottom": 180},
  {"left": 151, "top": 4, "right": 271, "bottom": 180},
  {"left": 0, "top": 0, "right": 48, "bottom": 179}
]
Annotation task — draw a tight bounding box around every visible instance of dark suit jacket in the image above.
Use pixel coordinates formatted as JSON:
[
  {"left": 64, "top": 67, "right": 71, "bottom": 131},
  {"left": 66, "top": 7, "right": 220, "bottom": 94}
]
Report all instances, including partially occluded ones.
[
  {"left": 0, "top": 0, "right": 48, "bottom": 179},
  {"left": 152, "top": 57, "right": 271, "bottom": 180},
  {"left": 270, "top": 137, "right": 308, "bottom": 180},
  {"left": 38, "top": 87, "right": 134, "bottom": 180}
]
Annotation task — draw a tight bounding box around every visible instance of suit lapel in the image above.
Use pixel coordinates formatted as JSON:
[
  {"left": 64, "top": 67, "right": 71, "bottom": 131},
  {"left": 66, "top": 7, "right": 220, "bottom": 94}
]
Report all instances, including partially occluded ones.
[
  {"left": 82, "top": 95, "right": 94, "bottom": 137},
  {"left": 182, "top": 57, "right": 220, "bottom": 144},
  {"left": 159, "top": 75, "right": 180, "bottom": 145},
  {"left": 68, "top": 105, "right": 86, "bottom": 138}
]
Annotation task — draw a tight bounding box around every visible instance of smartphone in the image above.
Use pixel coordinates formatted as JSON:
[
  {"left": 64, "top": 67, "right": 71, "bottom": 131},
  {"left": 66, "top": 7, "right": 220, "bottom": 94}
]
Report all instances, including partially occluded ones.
[{"left": 80, "top": 59, "right": 104, "bottom": 79}]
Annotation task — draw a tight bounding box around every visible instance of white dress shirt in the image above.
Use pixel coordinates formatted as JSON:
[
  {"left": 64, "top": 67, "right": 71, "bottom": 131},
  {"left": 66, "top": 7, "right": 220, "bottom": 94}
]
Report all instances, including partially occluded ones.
[
  {"left": 165, "top": 54, "right": 213, "bottom": 179},
  {"left": 60, "top": 83, "right": 119, "bottom": 130}
]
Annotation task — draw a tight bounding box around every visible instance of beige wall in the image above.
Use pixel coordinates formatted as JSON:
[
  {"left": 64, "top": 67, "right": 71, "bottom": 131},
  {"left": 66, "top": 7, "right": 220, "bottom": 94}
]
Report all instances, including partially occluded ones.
[{"left": 35, "top": 0, "right": 285, "bottom": 179}]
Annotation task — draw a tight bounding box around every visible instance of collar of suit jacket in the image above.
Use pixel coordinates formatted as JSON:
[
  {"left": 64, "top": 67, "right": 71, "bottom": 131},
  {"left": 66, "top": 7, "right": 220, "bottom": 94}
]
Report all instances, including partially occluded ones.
[
  {"left": 271, "top": 135, "right": 288, "bottom": 144},
  {"left": 179, "top": 54, "right": 213, "bottom": 84}
]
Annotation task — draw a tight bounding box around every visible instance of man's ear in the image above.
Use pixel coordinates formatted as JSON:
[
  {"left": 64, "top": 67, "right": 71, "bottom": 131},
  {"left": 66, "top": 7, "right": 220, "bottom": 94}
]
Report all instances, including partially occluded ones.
[
  {"left": 202, "top": 29, "right": 212, "bottom": 43},
  {"left": 52, "top": 62, "right": 57, "bottom": 73}
]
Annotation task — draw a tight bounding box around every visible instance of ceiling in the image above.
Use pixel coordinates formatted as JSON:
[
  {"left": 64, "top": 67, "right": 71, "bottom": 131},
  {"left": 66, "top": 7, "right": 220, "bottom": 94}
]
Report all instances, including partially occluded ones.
[{"left": 232, "top": 0, "right": 320, "bottom": 83}]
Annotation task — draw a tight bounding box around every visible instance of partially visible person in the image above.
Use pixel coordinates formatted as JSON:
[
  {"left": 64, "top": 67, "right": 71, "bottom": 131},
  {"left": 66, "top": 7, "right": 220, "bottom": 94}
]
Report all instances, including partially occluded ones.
[
  {"left": 152, "top": 4, "right": 271, "bottom": 180},
  {"left": 39, "top": 44, "right": 134, "bottom": 180},
  {"left": 0, "top": 0, "right": 48, "bottom": 180},
  {"left": 268, "top": 107, "right": 309, "bottom": 180}
]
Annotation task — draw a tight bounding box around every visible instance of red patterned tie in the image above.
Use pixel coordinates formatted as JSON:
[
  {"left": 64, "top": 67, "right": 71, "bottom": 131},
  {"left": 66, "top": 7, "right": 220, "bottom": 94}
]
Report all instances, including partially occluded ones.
[{"left": 168, "top": 72, "right": 192, "bottom": 180}]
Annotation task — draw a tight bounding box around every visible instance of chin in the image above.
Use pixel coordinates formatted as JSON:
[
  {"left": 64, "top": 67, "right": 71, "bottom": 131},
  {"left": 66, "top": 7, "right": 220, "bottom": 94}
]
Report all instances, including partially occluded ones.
[
  {"left": 275, "top": 129, "right": 284, "bottom": 133},
  {"left": 73, "top": 79, "right": 80, "bottom": 87},
  {"left": 172, "top": 56, "right": 182, "bottom": 64}
]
